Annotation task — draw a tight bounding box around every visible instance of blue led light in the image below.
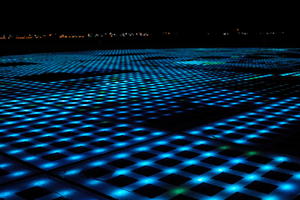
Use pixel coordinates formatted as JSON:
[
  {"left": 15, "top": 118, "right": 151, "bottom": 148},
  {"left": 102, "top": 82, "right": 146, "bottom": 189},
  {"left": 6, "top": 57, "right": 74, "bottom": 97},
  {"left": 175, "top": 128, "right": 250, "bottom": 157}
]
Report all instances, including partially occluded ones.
[
  {"left": 280, "top": 183, "right": 295, "bottom": 191},
  {"left": 1, "top": 48, "right": 300, "bottom": 200},
  {"left": 275, "top": 156, "right": 288, "bottom": 162},
  {"left": 264, "top": 196, "right": 280, "bottom": 200},
  {"left": 31, "top": 179, "right": 49, "bottom": 186},
  {"left": 164, "top": 168, "right": 178, "bottom": 174},
  {"left": 194, "top": 176, "right": 208, "bottom": 183},
  {"left": 245, "top": 174, "right": 259, "bottom": 181},
  {"left": 0, "top": 191, "right": 14, "bottom": 198},
  {"left": 111, "top": 189, "right": 129, "bottom": 197},
  {"left": 65, "top": 169, "right": 80, "bottom": 176},
  {"left": 140, "top": 177, "right": 156, "bottom": 184},
  {"left": 261, "top": 165, "right": 274, "bottom": 171},
  {"left": 226, "top": 184, "right": 242, "bottom": 192},
  {"left": 58, "top": 189, "right": 74, "bottom": 196}
]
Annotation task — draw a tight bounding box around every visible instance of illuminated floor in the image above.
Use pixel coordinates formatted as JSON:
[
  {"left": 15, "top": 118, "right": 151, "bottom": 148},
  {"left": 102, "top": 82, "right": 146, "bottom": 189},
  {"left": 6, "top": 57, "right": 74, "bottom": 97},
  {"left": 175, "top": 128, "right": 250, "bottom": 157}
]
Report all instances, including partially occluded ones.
[{"left": 1, "top": 48, "right": 300, "bottom": 199}]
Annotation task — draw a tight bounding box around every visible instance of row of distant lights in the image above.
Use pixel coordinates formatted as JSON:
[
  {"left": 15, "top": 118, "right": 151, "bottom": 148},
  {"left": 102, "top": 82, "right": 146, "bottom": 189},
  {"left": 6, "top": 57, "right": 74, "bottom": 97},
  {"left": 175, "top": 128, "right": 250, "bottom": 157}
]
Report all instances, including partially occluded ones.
[
  {"left": 0, "top": 31, "right": 287, "bottom": 40},
  {"left": 207, "top": 32, "right": 285, "bottom": 36},
  {"left": 0, "top": 32, "right": 152, "bottom": 40},
  {"left": 97, "top": 32, "right": 151, "bottom": 38}
]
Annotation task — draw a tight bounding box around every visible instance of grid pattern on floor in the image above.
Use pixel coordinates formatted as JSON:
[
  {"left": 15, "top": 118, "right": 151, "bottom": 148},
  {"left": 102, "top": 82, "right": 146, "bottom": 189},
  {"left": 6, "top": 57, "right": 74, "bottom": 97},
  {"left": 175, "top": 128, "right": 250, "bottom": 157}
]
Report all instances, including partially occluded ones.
[
  {"left": 0, "top": 111, "right": 164, "bottom": 170},
  {"left": 57, "top": 135, "right": 300, "bottom": 200},
  {"left": 0, "top": 155, "right": 35, "bottom": 185},
  {"left": 1, "top": 48, "right": 300, "bottom": 199},
  {"left": 0, "top": 175, "right": 108, "bottom": 200}
]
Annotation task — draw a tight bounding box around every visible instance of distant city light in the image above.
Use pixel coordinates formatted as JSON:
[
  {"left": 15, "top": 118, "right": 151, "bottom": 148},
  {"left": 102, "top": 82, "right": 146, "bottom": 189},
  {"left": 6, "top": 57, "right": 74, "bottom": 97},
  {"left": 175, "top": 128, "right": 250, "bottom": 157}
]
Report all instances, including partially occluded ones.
[
  {"left": 0, "top": 32, "right": 152, "bottom": 40},
  {"left": 0, "top": 31, "right": 286, "bottom": 40}
]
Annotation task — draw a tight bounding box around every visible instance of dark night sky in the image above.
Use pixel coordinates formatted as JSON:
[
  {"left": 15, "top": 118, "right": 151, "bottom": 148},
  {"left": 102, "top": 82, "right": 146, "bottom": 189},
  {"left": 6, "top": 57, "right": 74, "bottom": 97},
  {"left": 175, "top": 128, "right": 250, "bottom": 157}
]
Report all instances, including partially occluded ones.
[
  {"left": 1, "top": 2, "right": 299, "bottom": 51},
  {"left": 0, "top": 1, "right": 298, "bottom": 33}
]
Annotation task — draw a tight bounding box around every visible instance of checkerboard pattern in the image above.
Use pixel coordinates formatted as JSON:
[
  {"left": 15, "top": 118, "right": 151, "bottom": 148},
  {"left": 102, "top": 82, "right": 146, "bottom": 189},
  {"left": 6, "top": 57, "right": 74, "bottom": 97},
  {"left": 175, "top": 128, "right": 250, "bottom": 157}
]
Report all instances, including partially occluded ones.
[{"left": 1, "top": 48, "right": 300, "bottom": 199}]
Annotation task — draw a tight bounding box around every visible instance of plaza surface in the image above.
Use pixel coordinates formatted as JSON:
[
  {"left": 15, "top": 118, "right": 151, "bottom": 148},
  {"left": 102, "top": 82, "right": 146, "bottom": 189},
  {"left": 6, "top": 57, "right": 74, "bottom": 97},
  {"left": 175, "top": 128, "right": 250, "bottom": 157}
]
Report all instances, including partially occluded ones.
[{"left": 1, "top": 48, "right": 300, "bottom": 199}]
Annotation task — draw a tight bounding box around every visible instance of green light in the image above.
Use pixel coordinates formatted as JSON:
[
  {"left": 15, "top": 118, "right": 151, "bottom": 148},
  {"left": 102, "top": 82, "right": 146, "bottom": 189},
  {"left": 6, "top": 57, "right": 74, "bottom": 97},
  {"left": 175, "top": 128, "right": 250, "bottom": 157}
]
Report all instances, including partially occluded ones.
[
  {"left": 246, "top": 151, "right": 258, "bottom": 156},
  {"left": 170, "top": 187, "right": 188, "bottom": 195},
  {"left": 205, "top": 61, "right": 225, "bottom": 65},
  {"left": 219, "top": 145, "right": 230, "bottom": 150}
]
